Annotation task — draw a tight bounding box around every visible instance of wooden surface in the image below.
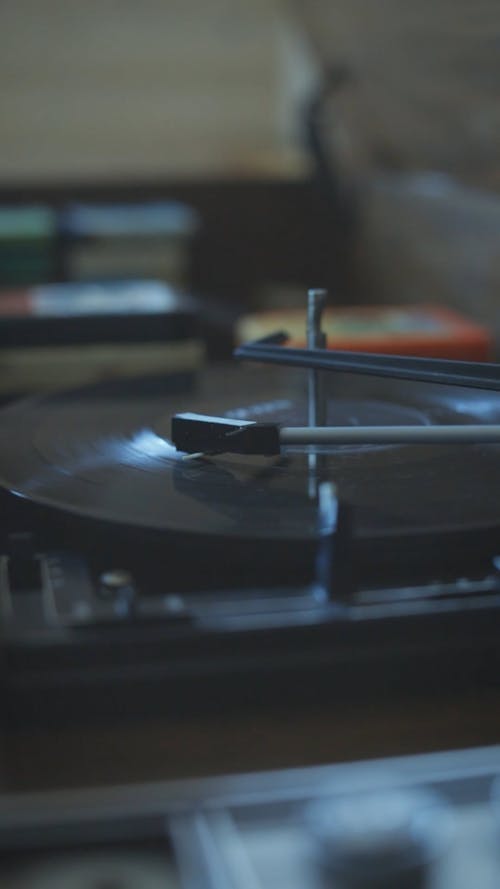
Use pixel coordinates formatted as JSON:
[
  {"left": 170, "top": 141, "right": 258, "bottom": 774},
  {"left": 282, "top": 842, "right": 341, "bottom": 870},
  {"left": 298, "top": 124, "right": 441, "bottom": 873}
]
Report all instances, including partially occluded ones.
[{"left": 2, "top": 688, "right": 500, "bottom": 793}]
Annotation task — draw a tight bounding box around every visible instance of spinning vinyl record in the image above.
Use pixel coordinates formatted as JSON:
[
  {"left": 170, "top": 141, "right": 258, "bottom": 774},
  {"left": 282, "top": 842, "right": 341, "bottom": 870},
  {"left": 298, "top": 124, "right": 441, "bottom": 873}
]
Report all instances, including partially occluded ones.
[{"left": 0, "top": 366, "right": 499, "bottom": 555}]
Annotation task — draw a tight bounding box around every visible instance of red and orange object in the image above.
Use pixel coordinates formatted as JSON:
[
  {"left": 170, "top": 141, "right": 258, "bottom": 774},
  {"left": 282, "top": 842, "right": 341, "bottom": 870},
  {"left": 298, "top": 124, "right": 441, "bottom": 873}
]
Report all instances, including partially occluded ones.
[{"left": 237, "top": 304, "right": 493, "bottom": 362}]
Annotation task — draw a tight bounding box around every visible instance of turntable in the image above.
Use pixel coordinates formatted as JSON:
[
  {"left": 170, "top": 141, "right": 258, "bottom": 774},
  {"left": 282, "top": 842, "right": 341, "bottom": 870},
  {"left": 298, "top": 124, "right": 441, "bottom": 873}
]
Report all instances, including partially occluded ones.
[{"left": 1, "top": 290, "right": 500, "bottom": 727}]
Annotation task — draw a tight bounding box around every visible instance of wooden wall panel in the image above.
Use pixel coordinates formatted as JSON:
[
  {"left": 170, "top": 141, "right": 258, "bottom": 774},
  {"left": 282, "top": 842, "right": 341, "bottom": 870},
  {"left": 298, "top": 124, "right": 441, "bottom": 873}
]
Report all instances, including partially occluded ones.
[{"left": 0, "top": 0, "right": 315, "bottom": 182}]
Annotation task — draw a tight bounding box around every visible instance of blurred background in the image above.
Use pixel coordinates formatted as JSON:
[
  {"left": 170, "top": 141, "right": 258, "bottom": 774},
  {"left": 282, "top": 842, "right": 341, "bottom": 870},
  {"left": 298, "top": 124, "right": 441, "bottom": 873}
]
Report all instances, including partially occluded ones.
[
  {"left": 0, "top": 0, "right": 316, "bottom": 182},
  {"left": 0, "top": 0, "right": 499, "bottom": 395}
]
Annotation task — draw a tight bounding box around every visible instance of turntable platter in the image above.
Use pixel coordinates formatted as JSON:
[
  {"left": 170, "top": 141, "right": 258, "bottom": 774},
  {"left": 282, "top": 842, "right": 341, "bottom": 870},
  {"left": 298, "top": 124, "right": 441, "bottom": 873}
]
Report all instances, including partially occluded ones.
[{"left": 0, "top": 366, "right": 499, "bottom": 550}]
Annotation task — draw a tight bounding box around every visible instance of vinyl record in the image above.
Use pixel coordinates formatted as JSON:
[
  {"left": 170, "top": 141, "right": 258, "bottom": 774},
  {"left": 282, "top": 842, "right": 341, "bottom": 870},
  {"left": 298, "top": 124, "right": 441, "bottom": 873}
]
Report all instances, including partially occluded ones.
[{"left": 0, "top": 366, "right": 499, "bottom": 553}]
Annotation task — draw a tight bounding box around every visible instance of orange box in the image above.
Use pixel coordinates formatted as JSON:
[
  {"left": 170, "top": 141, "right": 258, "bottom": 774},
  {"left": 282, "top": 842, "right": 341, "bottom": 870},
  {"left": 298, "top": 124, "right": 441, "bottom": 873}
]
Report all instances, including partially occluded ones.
[{"left": 237, "top": 304, "right": 493, "bottom": 362}]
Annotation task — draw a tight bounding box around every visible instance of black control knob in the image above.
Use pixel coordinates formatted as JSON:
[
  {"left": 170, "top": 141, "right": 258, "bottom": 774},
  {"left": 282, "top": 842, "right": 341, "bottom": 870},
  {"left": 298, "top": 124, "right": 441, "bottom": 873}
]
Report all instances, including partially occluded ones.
[
  {"left": 98, "top": 569, "right": 135, "bottom": 616},
  {"left": 6, "top": 532, "right": 42, "bottom": 593},
  {"left": 306, "top": 787, "right": 452, "bottom": 889}
]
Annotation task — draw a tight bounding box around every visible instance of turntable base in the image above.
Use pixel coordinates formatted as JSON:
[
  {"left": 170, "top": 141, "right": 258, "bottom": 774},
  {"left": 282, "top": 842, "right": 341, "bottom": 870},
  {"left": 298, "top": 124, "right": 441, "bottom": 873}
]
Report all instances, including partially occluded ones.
[{"left": 1, "top": 364, "right": 500, "bottom": 770}]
